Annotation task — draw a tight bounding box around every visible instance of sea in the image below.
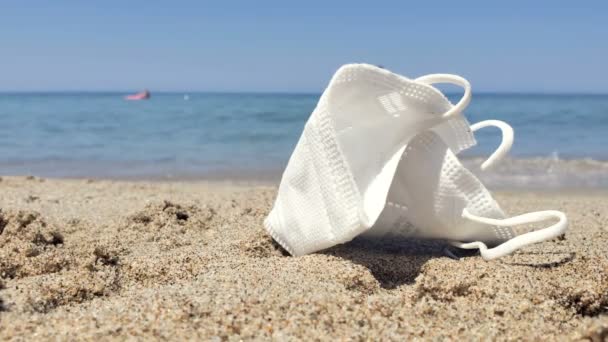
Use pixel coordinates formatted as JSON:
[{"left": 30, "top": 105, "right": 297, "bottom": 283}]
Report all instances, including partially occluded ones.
[{"left": 0, "top": 92, "right": 607, "bottom": 189}]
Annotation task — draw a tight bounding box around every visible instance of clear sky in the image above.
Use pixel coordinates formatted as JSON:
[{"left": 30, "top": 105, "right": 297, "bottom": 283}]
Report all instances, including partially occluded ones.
[{"left": 2, "top": 1, "right": 607, "bottom": 93}]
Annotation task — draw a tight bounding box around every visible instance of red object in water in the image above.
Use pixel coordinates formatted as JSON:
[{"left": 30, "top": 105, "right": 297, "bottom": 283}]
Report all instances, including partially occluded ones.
[{"left": 125, "top": 90, "right": 150, "bottom": 100}]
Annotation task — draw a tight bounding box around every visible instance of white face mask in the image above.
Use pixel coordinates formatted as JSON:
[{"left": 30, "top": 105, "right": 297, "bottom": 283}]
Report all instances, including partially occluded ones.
[
  {"left": 364, "top": 120, "right": 568, "bottom": 260},
  {"left": 265, "top": 64, "right": 477, "bottom": 256}
]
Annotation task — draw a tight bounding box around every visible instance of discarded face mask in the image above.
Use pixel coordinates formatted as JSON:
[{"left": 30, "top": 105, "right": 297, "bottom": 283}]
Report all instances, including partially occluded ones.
[
  {"left": 265, "top": 63, "right": 483, "bottom": 256},
  {"left": 364, "top": 120, "right": 568, "bottom": 260}
]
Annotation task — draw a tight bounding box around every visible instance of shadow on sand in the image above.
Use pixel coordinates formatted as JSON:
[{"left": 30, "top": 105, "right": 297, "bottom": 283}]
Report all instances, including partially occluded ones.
[
  {"left": 322, "top": 236, "right": 472, "bottom": 289},
  {"left": 323, "top": 237, "right": 575, "bottom": 289},
  {"left": 499, "top": 251, "right": 576, "bottom": 268}
]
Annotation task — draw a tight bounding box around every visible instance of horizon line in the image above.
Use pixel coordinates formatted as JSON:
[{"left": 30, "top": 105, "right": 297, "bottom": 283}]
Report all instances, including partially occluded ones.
[{"left": 1, "top": 90, "right": 607, "bottom": 96}]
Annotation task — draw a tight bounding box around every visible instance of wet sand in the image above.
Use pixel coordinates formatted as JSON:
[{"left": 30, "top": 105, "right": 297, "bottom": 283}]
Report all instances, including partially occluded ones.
[{"left": 0, "top": 176, "right": 606, "bottom": 340}]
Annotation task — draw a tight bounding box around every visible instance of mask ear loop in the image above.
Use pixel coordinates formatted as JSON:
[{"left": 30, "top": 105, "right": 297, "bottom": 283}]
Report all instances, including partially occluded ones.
[
  {"left": 450, "top": 209, "right": 568, "bottom": 260},
  {"left": 470, "top": 120, "right": 514, "bottom": 171},
  {"left": 415, "top": 74, "right": 471, "bottom": 119}
]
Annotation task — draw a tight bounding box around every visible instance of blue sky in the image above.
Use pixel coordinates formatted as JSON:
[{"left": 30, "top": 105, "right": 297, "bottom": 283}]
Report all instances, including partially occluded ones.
[{"left": 1, "top": 1, "right": 607, "bottom": 93}]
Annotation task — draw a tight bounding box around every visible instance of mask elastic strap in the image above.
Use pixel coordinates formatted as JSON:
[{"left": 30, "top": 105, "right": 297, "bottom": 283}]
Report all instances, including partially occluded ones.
[
  {"left": 470, "top": 120, "right": 514, "bottom": 170},
  {"left": 415, "top": 74, "right": 471, "bottom": 119},
  {"left": 450, "top": 208, "right": 568, "bottom": 260}
]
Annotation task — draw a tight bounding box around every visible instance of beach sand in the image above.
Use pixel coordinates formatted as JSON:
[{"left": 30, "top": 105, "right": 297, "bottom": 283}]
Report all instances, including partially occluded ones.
[{"left": 0, "top": 176, "right": 606, "bottom": 340}]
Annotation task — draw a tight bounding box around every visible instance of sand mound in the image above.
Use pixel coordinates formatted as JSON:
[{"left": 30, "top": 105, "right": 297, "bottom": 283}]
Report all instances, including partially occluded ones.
[
  {"left": 0, "top": 210, "right": 67, "bottom": 280},
  {"left": 126, "top": 200, "right": 216, "bottom": 231},
  {"left": 25, "top": 261, "right": 121, "bottom": 313},
  {"left": 122, "top": 200, "right": 217, "bottom": 252},
  {"left": 0, "top": 199, "right": 221, "bottom": 315},
  {"left": 548, "top": 255, "right": 608, "bottom": 316},
  {"left": 242, "top": 229, "right": 289, "bottom": 258}
]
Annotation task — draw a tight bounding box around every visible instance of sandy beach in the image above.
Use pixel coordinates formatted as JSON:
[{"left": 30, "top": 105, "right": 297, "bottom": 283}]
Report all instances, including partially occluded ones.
[{"left": 0, "top": 176, "right": 606, "bottom": 340}]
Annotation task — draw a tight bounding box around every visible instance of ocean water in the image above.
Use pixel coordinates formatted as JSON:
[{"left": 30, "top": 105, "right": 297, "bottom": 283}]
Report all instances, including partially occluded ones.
[{"left": 0, "top": 92, "right": 607, "bottom": 189}]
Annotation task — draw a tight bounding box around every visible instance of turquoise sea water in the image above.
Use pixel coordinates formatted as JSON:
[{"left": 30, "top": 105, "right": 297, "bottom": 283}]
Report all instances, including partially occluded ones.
[{"left": 0, "top": 92, "right": 607, "bottom": 188}]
